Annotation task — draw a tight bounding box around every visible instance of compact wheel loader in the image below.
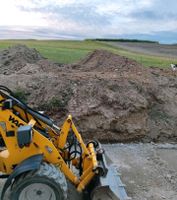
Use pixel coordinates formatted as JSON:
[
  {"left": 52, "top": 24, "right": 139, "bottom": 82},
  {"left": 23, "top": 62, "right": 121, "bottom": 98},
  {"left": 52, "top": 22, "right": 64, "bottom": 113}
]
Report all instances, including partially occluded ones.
[{"left": 0, "top": 85, "right": 130, "bottom": 200}]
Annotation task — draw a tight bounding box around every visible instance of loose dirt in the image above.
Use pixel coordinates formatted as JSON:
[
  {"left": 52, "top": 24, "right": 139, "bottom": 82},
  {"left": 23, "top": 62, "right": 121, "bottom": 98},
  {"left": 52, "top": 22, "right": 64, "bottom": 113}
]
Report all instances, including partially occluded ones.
[
  {"left": 104, "top": 143, "right": 177, "bottom": 200},
  {"left": 0, "top": 45, "right": 177, "bottom": 143},
  {"left": 0, "top": 45, "right": 177, "bottom": 200},
  {"left": 0, "top": 45, "right": 43, "bottom": 75}
]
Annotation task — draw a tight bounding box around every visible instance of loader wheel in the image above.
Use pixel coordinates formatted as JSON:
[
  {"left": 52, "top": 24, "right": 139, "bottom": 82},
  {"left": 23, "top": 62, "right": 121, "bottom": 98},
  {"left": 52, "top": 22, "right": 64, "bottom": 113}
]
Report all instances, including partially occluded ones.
[{"left": 10, "top": 163, "right": 67, "bottom": 200}]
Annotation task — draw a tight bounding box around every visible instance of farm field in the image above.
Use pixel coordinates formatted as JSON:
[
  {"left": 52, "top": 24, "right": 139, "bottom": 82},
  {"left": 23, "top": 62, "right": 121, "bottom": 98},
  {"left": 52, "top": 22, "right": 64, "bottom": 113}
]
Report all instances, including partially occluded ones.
[
  {"left": 106, "top": 41, "right": 177, "bottom": 59},
  {"left": 0, "top": 39, "right": 177, "bottom": 67}
]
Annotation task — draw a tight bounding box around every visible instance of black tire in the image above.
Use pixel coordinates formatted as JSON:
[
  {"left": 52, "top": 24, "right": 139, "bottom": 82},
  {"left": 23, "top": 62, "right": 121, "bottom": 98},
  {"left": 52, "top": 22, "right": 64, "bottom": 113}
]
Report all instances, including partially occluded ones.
[{"left": 10, "top": 162, "right": 68, "bottom": 200}]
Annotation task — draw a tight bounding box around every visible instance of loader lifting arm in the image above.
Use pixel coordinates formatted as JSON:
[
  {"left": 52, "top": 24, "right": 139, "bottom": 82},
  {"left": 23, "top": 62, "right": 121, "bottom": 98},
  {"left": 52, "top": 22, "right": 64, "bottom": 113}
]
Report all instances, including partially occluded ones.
[{"left": 0, "top": 85, "right": 129, "bottom": 200}]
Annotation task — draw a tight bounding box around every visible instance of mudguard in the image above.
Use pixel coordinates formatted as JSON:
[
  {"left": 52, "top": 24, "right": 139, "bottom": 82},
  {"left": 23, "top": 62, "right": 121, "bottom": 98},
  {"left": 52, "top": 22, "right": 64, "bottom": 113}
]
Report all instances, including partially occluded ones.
[{"left": 1, "top": 154, "right": 43, "bottom": 200}]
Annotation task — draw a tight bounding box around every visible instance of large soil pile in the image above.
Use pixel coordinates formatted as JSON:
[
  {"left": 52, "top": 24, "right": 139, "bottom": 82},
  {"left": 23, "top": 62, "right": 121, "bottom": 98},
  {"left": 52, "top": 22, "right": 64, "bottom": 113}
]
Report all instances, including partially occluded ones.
[
  {"left": 0, "top": 45, "right": 43, "bottom": 75},
  {"left": 0, "top": 45, "right": 177, "bottom": 143}
]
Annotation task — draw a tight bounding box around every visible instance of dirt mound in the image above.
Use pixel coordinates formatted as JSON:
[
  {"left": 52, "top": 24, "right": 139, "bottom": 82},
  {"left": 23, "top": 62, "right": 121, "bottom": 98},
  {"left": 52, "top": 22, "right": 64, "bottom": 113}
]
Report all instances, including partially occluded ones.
[
  {"left": 73, "top": 49, "right": 142, "bottom": 72},
  {"left": 0, "top": 45, "right": 43, "bottom": 74},
  {"left": 0, "top": 46, "right": 177, "bottom": 143}
]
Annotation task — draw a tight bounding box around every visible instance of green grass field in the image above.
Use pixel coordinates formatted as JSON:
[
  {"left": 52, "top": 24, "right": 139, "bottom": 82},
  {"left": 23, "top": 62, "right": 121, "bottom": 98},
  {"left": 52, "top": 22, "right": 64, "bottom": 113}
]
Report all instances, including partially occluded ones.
[{"left": 0, "top": 39, "right": 176, "bottom": 67}]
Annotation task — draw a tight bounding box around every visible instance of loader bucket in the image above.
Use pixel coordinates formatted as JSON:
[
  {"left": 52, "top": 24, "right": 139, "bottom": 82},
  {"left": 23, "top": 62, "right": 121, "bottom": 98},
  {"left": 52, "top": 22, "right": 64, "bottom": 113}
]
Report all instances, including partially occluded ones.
[
  {"left": 91, "top": 165, "right": 131, "bottom": 200},
  {"left": 88, "top": 142, "right": 131, "bottom": 200}
]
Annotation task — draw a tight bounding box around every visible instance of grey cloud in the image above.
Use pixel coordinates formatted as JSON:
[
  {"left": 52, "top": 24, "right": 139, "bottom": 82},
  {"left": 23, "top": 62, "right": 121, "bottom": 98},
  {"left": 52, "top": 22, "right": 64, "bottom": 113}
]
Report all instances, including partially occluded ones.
[
  {"left": 19, "top": 3, "right": 111, "bottom": 26},
  {"left": 131, "top": 10, "right": 161, "bottom": 20},
  {"left": 131, "top": 10, "right": 177, "bottom": 21},
  {"left": 0, "top": 26, "right": 83, "bottom": 39},
  {"left": 130, "top": 0, "right": 177, "bottom": 21},
  {"left": 1, "top": 0, "right": 177, "bottom": 43}
]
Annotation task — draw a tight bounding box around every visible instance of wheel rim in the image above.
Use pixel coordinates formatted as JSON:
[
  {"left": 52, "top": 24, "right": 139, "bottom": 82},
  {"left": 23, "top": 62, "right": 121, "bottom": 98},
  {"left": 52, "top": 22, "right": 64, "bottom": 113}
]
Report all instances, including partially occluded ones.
[{"left": 19, "top": 183, "right": 57, "bottom": 200}]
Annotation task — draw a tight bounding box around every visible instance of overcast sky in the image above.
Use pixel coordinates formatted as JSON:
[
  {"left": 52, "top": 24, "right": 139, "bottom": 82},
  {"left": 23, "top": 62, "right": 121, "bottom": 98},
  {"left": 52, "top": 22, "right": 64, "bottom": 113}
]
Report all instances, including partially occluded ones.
[{"left": 0, "top": 0, "right": 177, "bottom": 43}]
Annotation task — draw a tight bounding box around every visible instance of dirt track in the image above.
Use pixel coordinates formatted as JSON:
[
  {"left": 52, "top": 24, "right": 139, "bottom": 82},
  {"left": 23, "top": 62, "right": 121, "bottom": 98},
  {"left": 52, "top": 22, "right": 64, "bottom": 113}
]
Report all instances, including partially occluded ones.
[
  {"left": 105, "top": 143, "right": 177, "bottom": 200},
  {"left": 106, "top": 42, "right": 177, "bottom": 58}
]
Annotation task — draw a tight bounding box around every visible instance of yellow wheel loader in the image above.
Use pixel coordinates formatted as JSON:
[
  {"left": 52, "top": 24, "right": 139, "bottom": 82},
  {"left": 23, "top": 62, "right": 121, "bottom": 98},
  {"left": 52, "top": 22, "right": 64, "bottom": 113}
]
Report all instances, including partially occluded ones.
[{"left": 0, "top": 85, "right": 130, "bottom": 200}]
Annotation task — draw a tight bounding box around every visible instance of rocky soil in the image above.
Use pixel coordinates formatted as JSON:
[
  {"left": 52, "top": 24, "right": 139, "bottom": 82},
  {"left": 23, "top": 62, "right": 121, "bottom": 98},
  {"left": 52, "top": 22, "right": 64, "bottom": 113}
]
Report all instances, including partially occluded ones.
[
  {"left": 104, "top": 143, "right": 177, "bottom": 200},
  {"left": 0, "top": 45, "right": 177, "bottom": 143}
]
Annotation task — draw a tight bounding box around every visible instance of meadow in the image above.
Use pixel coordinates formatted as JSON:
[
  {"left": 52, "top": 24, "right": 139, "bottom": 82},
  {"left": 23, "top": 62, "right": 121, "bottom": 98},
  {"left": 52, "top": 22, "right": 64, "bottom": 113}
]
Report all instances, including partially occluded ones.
[{"left": 0, "top": 39, "right": 176, "bottom": 67}]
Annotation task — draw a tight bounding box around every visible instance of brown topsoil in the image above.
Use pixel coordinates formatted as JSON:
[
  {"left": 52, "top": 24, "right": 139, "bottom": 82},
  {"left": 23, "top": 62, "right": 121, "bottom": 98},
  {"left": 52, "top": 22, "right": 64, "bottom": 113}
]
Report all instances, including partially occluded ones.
[{"left": 0, "top": 45, "right": 177, "bottom": 143}]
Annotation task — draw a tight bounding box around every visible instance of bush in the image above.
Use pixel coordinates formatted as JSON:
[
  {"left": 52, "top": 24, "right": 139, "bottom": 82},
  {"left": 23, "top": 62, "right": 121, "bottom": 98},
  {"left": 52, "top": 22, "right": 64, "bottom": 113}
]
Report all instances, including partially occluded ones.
[
  {"left": 38, "top": 93, "right": 71, "bottom": 111},
  {"left": 13, "top": 88, "right": 29, "bottom": 103}
]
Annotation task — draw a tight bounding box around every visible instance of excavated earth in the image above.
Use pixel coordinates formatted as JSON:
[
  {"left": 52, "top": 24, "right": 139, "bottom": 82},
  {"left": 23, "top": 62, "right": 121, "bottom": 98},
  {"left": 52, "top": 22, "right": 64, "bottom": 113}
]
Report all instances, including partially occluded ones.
[
  {"left": 0, "top": 45, "right": 177, "bottom": 143},
  {"left": 0, "top": 45, "right": 177, "bottom": 200}
]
